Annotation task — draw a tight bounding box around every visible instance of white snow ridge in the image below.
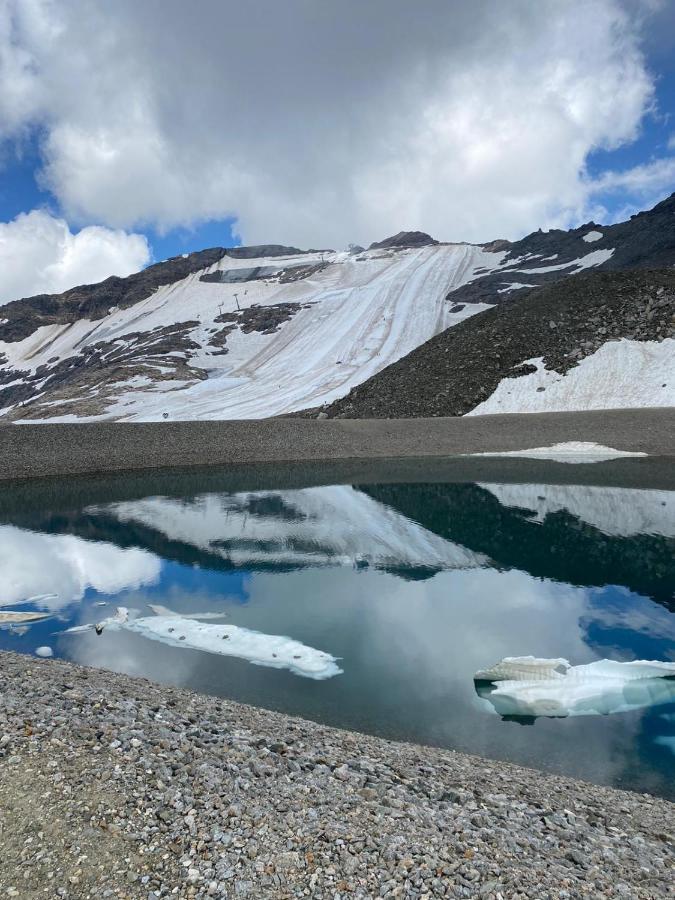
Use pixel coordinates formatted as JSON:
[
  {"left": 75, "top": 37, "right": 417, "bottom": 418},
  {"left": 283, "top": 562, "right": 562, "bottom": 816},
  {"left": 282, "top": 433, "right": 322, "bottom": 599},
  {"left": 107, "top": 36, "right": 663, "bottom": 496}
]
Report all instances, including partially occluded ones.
[{"left": 469, "top": 442, "right": 646, "bottom": 463}]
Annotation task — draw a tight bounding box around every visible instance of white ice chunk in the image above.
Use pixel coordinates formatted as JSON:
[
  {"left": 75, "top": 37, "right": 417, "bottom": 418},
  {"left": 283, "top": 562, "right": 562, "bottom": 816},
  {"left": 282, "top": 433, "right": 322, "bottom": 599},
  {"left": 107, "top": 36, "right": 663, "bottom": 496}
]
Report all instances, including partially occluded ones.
[
  {"left": 582, "top": 231, "right": 603, "bottom": 243},
  {"left": 35, "top": 646, "right": 53, "bottom": 657},
  {"left": 125, "top": 615, "right": 342, "bottom": 680},
  {"left": 147, "top": 603, "right": 228, "bottom": 620},
  {"left": 0, "top": 610, "right": 51, "bottom": 624},
  {"left": 475, "top": 656, "right": 675, "bottom": 718},
  {"left": 64, "top": 606, "right": 129, "bottom": 634},
  {"left": 468, "top": 441, "right": 646, "bottom": 463}
]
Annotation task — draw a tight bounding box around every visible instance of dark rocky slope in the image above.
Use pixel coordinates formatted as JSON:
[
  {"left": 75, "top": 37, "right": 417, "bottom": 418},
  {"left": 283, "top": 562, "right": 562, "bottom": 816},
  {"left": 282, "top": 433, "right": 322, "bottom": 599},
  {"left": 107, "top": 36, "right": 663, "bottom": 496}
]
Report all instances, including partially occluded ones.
[
  {"left": 320, "top": 269, "right": 675, "bottom": 418},
  {"left": 451, "top": 190, "right": 675, "bottom": 304},
  {"left": 0, "top": 244, "right": 310, "bottom": 343}
]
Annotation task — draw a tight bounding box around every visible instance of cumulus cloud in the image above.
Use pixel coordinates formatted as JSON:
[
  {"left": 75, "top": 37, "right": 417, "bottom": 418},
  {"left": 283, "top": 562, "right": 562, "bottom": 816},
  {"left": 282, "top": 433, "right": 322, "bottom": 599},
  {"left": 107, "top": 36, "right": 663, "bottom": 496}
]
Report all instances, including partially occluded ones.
[
  {"left": 0, "top": 525, "right": 161, "bottom": 611},
  {"left": 0, "top": 209, "right": 149, "bottom": 303},
  {"left": 0, "top": 0, "right": 667, "bottom": 247}
]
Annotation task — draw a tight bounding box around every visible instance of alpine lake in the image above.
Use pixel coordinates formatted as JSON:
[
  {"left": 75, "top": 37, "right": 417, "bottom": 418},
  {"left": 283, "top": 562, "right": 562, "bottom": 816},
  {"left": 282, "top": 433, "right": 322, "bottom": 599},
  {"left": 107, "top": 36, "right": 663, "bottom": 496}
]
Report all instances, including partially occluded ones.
[{"left": 1, "top": 456, "right": 673, "bottom": 799}]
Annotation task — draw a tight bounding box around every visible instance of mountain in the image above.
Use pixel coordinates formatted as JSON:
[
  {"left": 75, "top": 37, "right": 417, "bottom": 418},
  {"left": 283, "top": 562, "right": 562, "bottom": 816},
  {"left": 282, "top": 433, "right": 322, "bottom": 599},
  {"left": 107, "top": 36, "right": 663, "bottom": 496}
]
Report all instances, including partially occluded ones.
[
  {"left": 321, "top": 269, "right": 674, "bottom": 418},
  {"left": 1, "top": 193, "right": 674, "bottom": 422}
]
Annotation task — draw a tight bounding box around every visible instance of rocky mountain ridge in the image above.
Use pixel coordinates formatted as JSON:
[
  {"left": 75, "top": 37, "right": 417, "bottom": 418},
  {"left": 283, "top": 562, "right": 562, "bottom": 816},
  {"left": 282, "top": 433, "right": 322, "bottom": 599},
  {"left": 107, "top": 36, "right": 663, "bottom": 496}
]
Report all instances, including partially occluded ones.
[
  {"left": 0, "top": 193, "right": 674, "bottom": 422},
  {"left": 319, "top": 270, "right": 675, "bottom": 418}
]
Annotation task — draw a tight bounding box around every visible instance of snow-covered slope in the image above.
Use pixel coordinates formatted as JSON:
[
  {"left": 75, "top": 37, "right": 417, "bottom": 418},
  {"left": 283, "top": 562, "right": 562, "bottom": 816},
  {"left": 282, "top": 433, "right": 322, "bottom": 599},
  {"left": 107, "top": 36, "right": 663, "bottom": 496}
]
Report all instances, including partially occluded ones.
[
  {"left": 0, "top": 243, "right": 499, "bottom": 421},
  {"left": 467, "top": 338, "right": 675, "bottom": 416},
  {"left": 2, "top": 190, "right": 674, "bottom": 422},
  {"left": 323, "top": 269, "right": 675, "bottom": 418}
]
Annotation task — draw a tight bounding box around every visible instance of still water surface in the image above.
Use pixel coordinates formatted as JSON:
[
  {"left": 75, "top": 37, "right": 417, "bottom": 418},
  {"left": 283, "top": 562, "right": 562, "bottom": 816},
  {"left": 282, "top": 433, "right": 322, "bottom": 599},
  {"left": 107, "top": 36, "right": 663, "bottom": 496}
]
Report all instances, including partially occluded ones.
[{"left": 1, "top": 467, "right": 674, "bottom": 797}]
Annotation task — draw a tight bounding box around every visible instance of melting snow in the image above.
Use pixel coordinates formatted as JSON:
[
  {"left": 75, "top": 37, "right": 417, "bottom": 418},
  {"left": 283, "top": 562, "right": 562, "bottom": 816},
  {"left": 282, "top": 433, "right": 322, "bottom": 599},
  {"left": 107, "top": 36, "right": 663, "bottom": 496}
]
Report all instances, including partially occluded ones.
[
  {"left": 468, "top": 442, "right": 646, "bottom": 463},
  {"left": 126, "top": 615, "right": 342, "bottom": 680},
  {"left": 497, "top": 282, "right": 536, "bottom": 293},
  {"left": 513, "top": 247, "right": 614, "bottom": 274},
  {"left": 582, "top": 231, "right": 603, "bottom": 243},
  {"left": 62, "top": 605, "right": 342, "bottom": 679},
  {"left": 475, "top": 656, "right": 675, "bottom": 718},
  {"left": 467, "top": 339, "right": 675, "bottom": 415}
]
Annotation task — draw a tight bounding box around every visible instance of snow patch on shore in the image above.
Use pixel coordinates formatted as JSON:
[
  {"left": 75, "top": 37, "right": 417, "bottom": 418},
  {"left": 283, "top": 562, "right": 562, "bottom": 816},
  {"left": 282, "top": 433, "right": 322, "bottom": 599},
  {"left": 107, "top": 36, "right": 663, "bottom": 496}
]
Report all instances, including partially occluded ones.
[{"left": 469, "top": 442, "right": 646, "bottom": 463}]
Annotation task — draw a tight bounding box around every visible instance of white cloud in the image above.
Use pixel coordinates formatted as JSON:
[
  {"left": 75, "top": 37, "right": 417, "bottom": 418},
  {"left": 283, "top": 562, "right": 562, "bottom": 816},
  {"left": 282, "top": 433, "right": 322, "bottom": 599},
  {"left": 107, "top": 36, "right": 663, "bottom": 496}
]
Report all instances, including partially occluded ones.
[
  {"left": 0, "top": 209, "right": 149, "bottom": 303},
  {"left": 0, "top": 525, "right": 161, "bottom": 610},
  {"left": 0, "top": 0, "right": 665, "bottom": 247},
  {"left": 588, "top": 155, "right": 675, "bottom": 197}
]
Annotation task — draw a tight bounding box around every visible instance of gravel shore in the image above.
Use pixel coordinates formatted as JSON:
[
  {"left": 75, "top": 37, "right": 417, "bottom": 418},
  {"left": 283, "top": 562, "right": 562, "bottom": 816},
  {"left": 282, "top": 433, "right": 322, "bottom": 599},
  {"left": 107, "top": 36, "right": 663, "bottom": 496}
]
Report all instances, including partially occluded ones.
[
  {"left": 0, "top": 652, "right": 673, "bottom": 899},
  {"left": 1, "top": 408, "right": 674, "bottom": 481}
]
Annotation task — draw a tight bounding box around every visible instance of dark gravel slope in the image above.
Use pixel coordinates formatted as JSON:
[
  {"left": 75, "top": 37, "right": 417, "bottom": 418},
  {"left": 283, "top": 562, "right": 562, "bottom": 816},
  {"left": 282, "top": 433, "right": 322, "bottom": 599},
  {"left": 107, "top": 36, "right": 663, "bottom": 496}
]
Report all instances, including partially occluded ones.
[{"left": 321, "top": 269, "right": 675, "bottom": 419}]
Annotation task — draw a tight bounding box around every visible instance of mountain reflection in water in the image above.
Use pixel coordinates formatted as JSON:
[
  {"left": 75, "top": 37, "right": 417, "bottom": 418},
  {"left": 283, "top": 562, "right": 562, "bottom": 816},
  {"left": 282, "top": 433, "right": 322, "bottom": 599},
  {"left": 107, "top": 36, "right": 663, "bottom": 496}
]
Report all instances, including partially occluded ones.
[{"left": 0, "top": 474, "right": 673, "bottom": 797}]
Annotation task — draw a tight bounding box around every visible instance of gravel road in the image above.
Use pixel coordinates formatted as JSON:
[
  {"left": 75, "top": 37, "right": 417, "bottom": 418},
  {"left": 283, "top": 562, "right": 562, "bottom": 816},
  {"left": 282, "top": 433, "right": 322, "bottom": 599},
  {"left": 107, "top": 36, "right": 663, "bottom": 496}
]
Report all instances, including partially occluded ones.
[
  {"left": 0, "top": 408, "right": 673, "bottom": 480},
  {"left": 0, "top": 652, "right": 673, "bottom": 899}
]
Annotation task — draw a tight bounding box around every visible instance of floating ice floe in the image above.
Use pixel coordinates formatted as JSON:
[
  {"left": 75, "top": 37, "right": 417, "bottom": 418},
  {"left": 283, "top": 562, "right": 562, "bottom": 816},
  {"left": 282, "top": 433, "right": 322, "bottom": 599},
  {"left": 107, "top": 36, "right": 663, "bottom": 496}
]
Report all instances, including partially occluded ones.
[
  {"left": 468, "top": 442, "right": 646, "bottom": 463},
  {"left": 474, "top": 656, "right": 675, "bottom": 718},
  {"left": 147, "top": 603, "right": 228, "bottom": 620},
  {"left": 126, "top": 615, "right": 342, "bottom": 680},
  {"left": 61, "top": 605, "right": 341, "bottom": 680},
  {"left": 63, "top": 606, "right": 129, "bottom": 634},
  {"left": 0, "top": 610, "right": 51, "bottom": 625},
  {"left": 35, "top": 646, "right": 53, "bottom": 658}
]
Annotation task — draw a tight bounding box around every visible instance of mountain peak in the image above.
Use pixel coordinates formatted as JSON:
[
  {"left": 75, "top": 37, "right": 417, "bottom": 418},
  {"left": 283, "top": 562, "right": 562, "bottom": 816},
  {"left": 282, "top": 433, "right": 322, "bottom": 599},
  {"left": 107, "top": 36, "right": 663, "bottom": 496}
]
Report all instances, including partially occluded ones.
[{"left": 368, "top": 231, "right": 439, "bottom": 251}]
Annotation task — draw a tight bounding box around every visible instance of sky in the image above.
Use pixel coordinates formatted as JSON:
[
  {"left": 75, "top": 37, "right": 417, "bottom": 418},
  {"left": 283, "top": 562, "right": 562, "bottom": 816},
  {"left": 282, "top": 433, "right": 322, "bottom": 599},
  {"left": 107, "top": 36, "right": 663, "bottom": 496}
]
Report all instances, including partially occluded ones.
[{"left": 0, "top": 0, "right": 674, "bottom": 304}]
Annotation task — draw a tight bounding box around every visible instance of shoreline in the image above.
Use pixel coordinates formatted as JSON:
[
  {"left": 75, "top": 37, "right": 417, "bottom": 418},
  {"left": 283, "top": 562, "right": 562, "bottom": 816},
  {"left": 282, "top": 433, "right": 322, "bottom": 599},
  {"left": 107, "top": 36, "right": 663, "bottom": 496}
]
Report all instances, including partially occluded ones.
[
  {"left": 0, "top": 407, "right": 674, "bottom": 481},
  {"left": 0, "top": 651, "right": 673, "bottom": 899}
]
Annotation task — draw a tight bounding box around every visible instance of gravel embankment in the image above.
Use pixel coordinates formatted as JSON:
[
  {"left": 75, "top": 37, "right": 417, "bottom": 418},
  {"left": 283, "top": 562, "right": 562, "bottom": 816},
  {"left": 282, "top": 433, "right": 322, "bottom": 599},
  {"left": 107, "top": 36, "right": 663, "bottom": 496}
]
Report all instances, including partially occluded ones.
[
  {"left": 1, "top": 408, "right": 674, "bottom": 481},
  {"left": 1, "top": 652, "right": 673, "bottom": 899}
]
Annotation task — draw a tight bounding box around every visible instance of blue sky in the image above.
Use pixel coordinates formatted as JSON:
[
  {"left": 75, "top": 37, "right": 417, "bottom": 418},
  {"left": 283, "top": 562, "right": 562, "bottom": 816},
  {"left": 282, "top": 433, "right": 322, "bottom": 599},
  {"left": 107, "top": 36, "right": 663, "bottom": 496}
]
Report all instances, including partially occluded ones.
[{"left": 0, "top": 0, "right": 674, "bottom": 302}]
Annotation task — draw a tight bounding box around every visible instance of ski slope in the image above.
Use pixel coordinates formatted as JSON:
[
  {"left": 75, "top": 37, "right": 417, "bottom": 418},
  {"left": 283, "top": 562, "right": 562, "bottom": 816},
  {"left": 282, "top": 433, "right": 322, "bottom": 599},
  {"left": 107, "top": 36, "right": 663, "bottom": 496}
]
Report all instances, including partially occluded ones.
[{"left": 2, "top": 243, "right": 501, "bottom": 421}]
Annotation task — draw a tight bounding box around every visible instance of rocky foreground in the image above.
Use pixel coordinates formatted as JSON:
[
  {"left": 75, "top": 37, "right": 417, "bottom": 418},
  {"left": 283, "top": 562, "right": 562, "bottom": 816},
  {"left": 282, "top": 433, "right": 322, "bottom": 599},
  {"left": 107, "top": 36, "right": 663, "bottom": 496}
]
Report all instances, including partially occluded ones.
[{"left": 0, "top": 653, "right": 673, "bottom": 899}]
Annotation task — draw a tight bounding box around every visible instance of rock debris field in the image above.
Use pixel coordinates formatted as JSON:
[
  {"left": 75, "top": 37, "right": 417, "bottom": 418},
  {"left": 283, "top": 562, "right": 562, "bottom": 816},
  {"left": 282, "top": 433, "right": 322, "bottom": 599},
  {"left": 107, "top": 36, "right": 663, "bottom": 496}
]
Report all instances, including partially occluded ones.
[{"left": 0, "top": 652, "right": 673, "bottom": 899}]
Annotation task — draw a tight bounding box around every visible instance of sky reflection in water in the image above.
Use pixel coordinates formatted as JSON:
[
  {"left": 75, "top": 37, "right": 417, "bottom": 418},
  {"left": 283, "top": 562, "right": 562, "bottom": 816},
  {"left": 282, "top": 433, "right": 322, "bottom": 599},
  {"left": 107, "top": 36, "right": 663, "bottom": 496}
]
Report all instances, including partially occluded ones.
[{"left": 1, "top": 477, "right": 674, "bottom": 798}]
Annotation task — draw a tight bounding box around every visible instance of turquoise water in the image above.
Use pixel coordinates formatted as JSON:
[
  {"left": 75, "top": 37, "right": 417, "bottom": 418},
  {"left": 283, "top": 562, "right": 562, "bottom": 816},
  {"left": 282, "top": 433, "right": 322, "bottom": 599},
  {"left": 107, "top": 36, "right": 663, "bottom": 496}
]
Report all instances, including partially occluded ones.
[{"left": 1, "top": 466, "right": 674, "bottom": 797}]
